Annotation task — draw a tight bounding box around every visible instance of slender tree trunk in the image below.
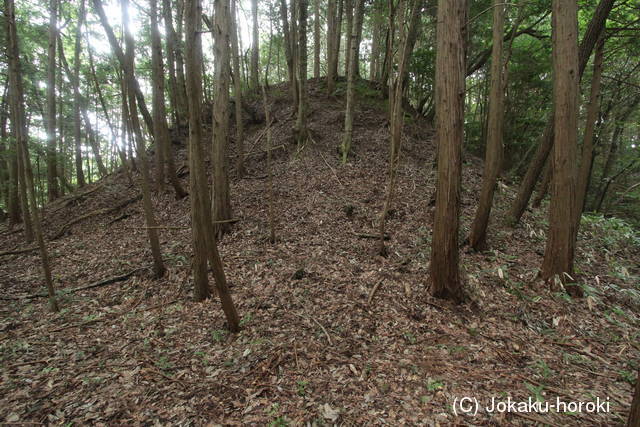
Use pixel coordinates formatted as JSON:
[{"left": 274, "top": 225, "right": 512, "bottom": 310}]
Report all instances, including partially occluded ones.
[
  {"left": 72, "top": 0, "right": 86, "bottom": 188},
  {"left": 369, "top": 0, "right": 382, "bottom": 80},
  {"left": 353, "top": 0, "right": 365, "bottom": 77},
  {"left": 151, "top": 0, "right": 186, "bottom": 198},
  {"left": 344, "top": 0, "right": 354, "bottom": 76},
  {"left": 340, "top": 0, "right": 364, "bottom": 163},
  {"left": 163, "top": 0, "right": 181, "bottom": 128},
  {"left": 575, "top": 35, "right": 604, "bottom": 225},
  {"left": 532, "top": 159, "right": 551, "bottom": 208},
  {"left": 185, "top": 0, "right": 240, "bottom": 331},
  {"left": 279, "top": 0, "right": 298, "bottom": 107},
  {"left": 16, "top": 134, "right": 33, "bottom": 241},
  {"left": 541, "top": 0, "right": 579, "bottom": 287},
  {"left": 212, "top": 0, "right": 233, "bottom": 236},
  {"left": 5, "top": 0, "right": 59, "bottom": 311},
  {"left": 5, "top": 86, "right": 21, "bottom": 227},
  {"left": 507, "top": 0, "right": 614, "bottom": 225},
  {"left": 250, "top": 0, "right": 260, "bottom": 90},
  {"left": 294, "top": 0, "right": 309, "bottom": 144},
  {"left": 46, "top": 0, "right": 59, "bottom": 201},
  {"left": 377, "top": 0, "right": 420, "bottom": 256},
  {"left": 313, "top": 0, "right": 321, "bottom": 79},
  {"left": 468, "top": 0, "right": 505, "bottom": 251},
  {"left": 326, "top": 0, "right": 337, "bottom": 92},
  {"left": 231, "top": 0, "right": 246, "bottom": 177},
  {"left": 261, "top": 85, "right": 277, "bottom": 243},
  {"left": 430, "top": 0, "right": 466, "bottom": 302},
  {"left": 122, "top": 0, "right": 166, "bottom": 278}
]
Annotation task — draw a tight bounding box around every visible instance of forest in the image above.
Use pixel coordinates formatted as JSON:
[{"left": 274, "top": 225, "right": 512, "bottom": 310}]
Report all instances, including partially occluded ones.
[{"left": 1, "top": 0, "right": 639, "bottom": 424}]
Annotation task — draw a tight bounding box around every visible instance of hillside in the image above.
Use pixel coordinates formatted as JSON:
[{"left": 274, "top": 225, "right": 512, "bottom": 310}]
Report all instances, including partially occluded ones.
[{"left": 1, "top": 80, "right": 639, "bottom": 425}]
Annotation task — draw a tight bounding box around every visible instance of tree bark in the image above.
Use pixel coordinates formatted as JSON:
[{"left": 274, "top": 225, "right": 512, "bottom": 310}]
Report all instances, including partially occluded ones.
[
  {"left": 72, "top": 0, "right": 87, "bottom": 188},
  {"left": 4, "top": 85, "right": 21, "bottom": 228},
  {"left": 212, "top": 0, "right": 234, "bottom": 237},
  {"left": 507, "top": 0, "right": 615, "bottom": 225},
  {"left": 5, "top": 0, "right": 59, "bottom": 311},
  {"left": 294, "top": 0, "right": 309, "bottom": 144},
  {"left": 430, "top": 0, "right": 466, "bottom": 302},
  {"left": 340, "top": 0, "right": 364, "bottom": 163},
  {"left": 122, "top": 0, "right": 166, "bottom": 278},
  {"left": 629, "top": 370, "right": 640, "bottom": 427},
  {"left": 541, "top": 0, "right": 579, "bottom": 285},
  {"left": 46, "top": 0, "right": 59, "bottom": 201},
  {"left": 230, "top": 0, "right": 246, "bottom": 177},
  {"left": 344, "top": 0, "right": 354, "bottom": 77},
  {"left": 313, "top": 0, "right": 321, "bottom": 79},
  {"left": 250, "top": 0, "right": 260, "bottom": 90},
  {"left": 575, "top": 35, "right": 604, "bottom": 224},
  {"left": 185, "top": 0, "right": 240, "bottom": 331},
  {"left": 468, "top": 0, "right": 505, "bottom": 251}
]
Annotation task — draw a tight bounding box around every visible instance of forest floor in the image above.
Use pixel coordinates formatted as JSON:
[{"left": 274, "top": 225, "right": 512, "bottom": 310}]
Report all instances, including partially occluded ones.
[{"left": 1, "top": 79, "right": 639, "bottom": 425}]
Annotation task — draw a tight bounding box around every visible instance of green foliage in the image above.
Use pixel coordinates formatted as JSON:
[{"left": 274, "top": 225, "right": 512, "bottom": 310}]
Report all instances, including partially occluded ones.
[{"left": 580, "top": 214, "right": 640, "bottom": 249}]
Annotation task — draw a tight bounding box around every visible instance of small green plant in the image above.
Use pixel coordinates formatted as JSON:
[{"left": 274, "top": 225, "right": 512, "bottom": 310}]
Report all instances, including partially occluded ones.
[
  {"left": 532, "top": 359, "right": 553, "bottom": 378},
  {"left": 239, "top": 313, "right": 253, "bottom": 327},
  {"left": 426, "top": 379, "right": 444, "bottom": 392},
  {"left": 619, "top": 370, "right": 636, "bottom": 385},
  {"left": 525, "top": 382, "right": 545, "bottom": 402},
  {"left": 403, "top": 332, "right": 417, "bottom": 344},
  {"left": 211, "top": 329, "right": 227, "bottom": 343},
  {"left": 296, "top": 380, "right": 309, "bottom": 396},
  {"left": 156, "top": 356, "right": 173, "bottom": 372}
]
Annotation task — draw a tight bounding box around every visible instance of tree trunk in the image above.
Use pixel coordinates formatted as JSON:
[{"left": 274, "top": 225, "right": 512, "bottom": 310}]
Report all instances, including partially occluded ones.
[
  {"left": 250, "top": 0, "right": 260, "bottom": 90},
  {"left": 151, "top": 0, "right": 187, "bottom": 198},
  {"left": 575, "top": 35, "right": 604, "bottom": 225},
  {"left": 294, "top": 0, "right": 309, "bottom": 144},
  {"left": 629, "top": 370, "right": 640, "bottom": 427},
  {"left": 5, "top": 87, "right": 21, "bottom": 228},
  {"left": 230, "top": 0, "right": 246, "bottom": 177},
  {"left": 353, "top": 0, "right": 365, "bottom": 77},
  {"left": 541, "top": 0, "right": 579, "bottom": 286},
  {"left": 507, "top": 0, "right": 614, "bottom": 225},
  {"left": 163, "top": 0, "right": 182, "bottom": 128},
  {"left": 122, "top": 0, "right": 166, "bottom": 278},
  {"left": 46, "top": 0, "right": 59, "bottom": 202},
  {"left": 313, "top": 0, "right": 321, "bottom": 79},
  {"left": 212, "top": 0, "right": 233, "bottom": 236},
  {"left": 327, "top": 0, "right": 343, "bottom": 94},
  {"left": 369, "top": 0, "right": 382, "bottom": 80},
  {"left": 468, "top": 0, "right": 505, "bottom": 251},
  {"left": 5, "top": 0, "right": 59, "bottom": 311},
  {"left": 72, "top": 0, "right": 86, "bottom": 188},
  {"left": 344, "top": 0, "right": 354, "bottom": 77},
  {"left": 532, "top": 159, "right": 551, "bottom": 208},
  {"left": 340, "top": 0, "right": 364, "bottom": 163},
  {"left": 185, "top": 0, "right": 240, "bottom": 331},
  {"left": 430, "top": 0, "right": 466, "bottom": 302}
]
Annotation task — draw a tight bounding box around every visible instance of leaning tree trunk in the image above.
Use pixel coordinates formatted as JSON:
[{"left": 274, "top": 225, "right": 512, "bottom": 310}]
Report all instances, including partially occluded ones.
[
  {"left": 294, "top": 0, "right": 309, "bottom": 145},
  {"left": 230, "top": 0, "right": 246, "bottom": 177},
  {"left": 122, "top": 0, "right": 166, "bottom": 278},
  {"left": 151, "top": 0, "right": 187, "bottom": 198},
  {"left": 340, "top": 0, "right": 364, "bottom": 163},
  {"left": 541, "top": 0, "right": 579, "bottom": 288},
  {"left": 212, "top": 0, "right": 234, "bottom": 236},
  {"left": 430, "top": 0, "right": 466, "bottom": 302},
  {"left": 5, "top": 0, "right": 59, "bottom": 311},
  {"left": 507, "top": 0, "right": 614, "bottom": 226},
  {"left": 468, "top": 0, "right": 505, "bottom": 251},
  {"left": 575, "top": 35, "right": 604, "bottom": 227},
  {"left": 185, "top": 0, "right": 240, "bottom": 331},
  {"left": 46, "top": 0, "right": 59, "bottom": 201}
]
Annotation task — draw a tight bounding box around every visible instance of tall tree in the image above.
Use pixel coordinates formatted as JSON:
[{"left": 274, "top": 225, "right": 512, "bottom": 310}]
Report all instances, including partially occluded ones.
[
  {"left": 212, "top": 0, "right": 234, "bottom": 235},
  {"left": 507, "top": 0, "right": 615, "bottom": 225},
  {"left": 294, "top": 0, "right": 309, "bottom": 144},
  {"left": 151, "top": 0, "right": 187, "bottom": 198},
  {"left": 340, "top": 0, "right": 364, "bottom": 163},
  {"left": 185, "top": 0, "right": 240, "bottom": 331},
  {"left": 541, "top": 0, "right": 579, "bottom": 285},
  {"left": 5, "top": 0, "right": 59, "bottom": 311},
  {"left": 251, "top": 0, "right": 260, "bottom": 89},
  {"left": 122, "top": 0, "right": 166, "bottom": 278},
  {"left": 231, "top": 0, "right": 246, "bottom": 177},
  {"left": 46, "top": 0, "right": 59, "bottom": 201},
  {"left": 4, "top": 86, "right": 21, "bottom": 228},
  {"left": 327, "top": 0, "right": 343, "bottom": 94},
  {"left": 630, "top": 369, "right": 640, "bottom": 426},
  {"left": 163, "top": 0, "right": 187, "bottom": 128},
  {"left": 430, "top": 0, "right": 466, "bottom": 302},
  {"left": 313, "top": 0, "right": 321, "bottom": 79},
  {"left": 468, "top": 0, "right": 505, "bottom": 251},
  {"left": 72, "top": 0, "right": 86, "bottom": 188}
]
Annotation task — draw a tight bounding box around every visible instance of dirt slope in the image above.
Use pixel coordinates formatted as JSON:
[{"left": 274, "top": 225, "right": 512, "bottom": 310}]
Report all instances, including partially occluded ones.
[{"left": 1, "top": 80, "right": 639, "bottom": 425}]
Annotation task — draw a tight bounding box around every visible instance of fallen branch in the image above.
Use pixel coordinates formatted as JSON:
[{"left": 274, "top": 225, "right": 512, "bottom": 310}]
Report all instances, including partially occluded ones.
[
  {"left": 245, "top": 144, "right": 286, "bottom": 158},
  {"left": 51, "top": 184, "right": 105, "bottom": 213},
  {"left": 0, "top": 246, "right": 38, "bottom": 257},
  {"left": 367, "top": 279, "right": 384, "bottom": 305},
  {"left": 293, "top": 313, "right": 333, "bottom": 345},
  {"left": 51, "top": 194, "right": 141, "bottom": 240},
  {"left": 353, "top": 232, "right": 390, "bottom": 241}
]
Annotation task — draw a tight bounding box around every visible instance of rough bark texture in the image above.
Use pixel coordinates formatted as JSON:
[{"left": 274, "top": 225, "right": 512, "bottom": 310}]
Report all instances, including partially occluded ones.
[
  {"left": 326, "top": 0, "right": 337, "bottom": 92},
  {"left": 212, "top": 0, "right": 234, "bottom": 236},
  {"left": 122, "top": 0, "right": 166, "bottom": 278},
  {"left": 340, "top": 0, "right": 364, "bottom": 163},
  {"left": 251, "top": 0, "right": 260, "bottom": 89},
  {"left": 430, "top": 0, "right": 466, "bottom": 302},
  {"left": 294, "top": 0, "right": 309, "bottom": 144},
  {"left": 507, "top": 0, "right": 614, "bottom": 225},
  {"left": 575, "top": 36, "right": 604, "bottom": 224},
  {"left": 468, "top": 0, "right": 505, "bottom": 251},
  {"left": 185, "top": 0, "right": 240, "bottom": 331},
  {"left": 73, "top": 0, "right": 86, "bottom": 188},
  {"left": 231, "top": 0, "right": 246, "bottom": 177},
  {"left": 313, "top": 0, "right": 321, "bottom": 79},
  {"left": 5, "top": 87, "right": 21, "bottom": 227},
  {"left": 344, "top": 0, "right": 354, "bottom": 77},
  {"left": 46, "top": 0, "right": 59, "bottom": 201},
  {"left": 541, "top": 0, "right": 579, "bottom": 283},
  {"left": 151, "top": 0, "right": 187, "bottom": 198},
  {"left": 630, "top": 369, "right": 640, "bottom": 427},
  {"left": 5, "top": 0, "right": 59, "bottom": 311},
  {"left": 369, "top": 0, "right": 382, "bottom": 80}
]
